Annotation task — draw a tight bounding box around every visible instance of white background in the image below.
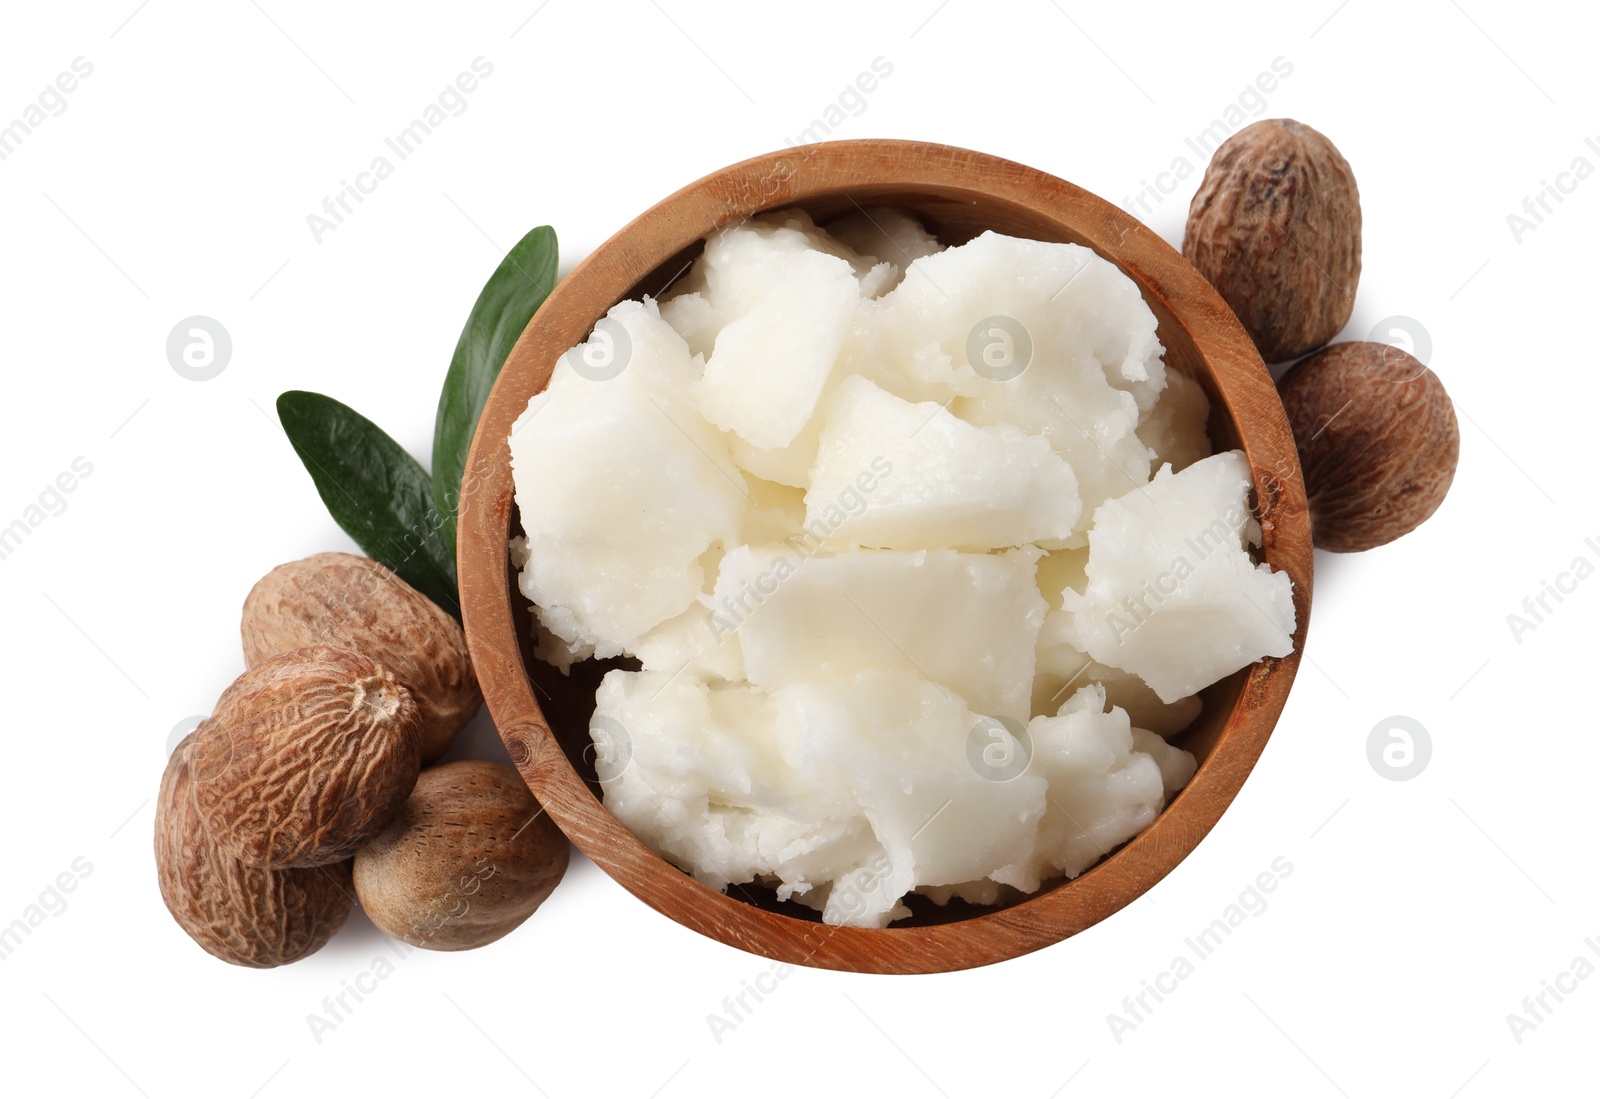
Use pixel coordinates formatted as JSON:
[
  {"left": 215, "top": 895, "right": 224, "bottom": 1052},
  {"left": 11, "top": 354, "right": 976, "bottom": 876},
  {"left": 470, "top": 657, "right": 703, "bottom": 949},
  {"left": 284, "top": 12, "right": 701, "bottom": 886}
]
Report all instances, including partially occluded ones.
[{"left": 0, "top": 1, "right": 1592, "bottom": 1095}]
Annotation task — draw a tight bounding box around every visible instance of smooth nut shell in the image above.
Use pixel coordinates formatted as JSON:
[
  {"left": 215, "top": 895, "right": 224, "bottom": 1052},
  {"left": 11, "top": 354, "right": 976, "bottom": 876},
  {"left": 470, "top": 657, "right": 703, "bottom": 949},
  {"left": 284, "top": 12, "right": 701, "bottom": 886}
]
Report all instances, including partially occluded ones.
[
  {"left": 1278, "top": 341, "right": 1458, "bottom": 552},
  {"left": 354, "top": 761, "right": 568, "bottom": 951},
  {"left": 190, "top": 646, "right": 422, "bottom": 868},
  {"left": 156, "top": 734, "right": 354, "bottom": 968},
  {"left": 1184, "top": 118, "right": 1361, "bottom": 363},
  {"left": 242, "top": 553, "right": 482, "bottom": 762}
]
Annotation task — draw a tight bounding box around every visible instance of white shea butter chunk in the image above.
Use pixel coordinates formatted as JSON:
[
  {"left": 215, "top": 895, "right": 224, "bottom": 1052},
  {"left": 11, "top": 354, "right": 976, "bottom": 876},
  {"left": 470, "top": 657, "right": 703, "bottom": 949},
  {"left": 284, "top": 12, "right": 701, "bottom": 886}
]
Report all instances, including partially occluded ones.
[
  {"left": 594, "top": 668, "right": 1047, "bottom": 928},
  {"left": 806, "top": 375, "right": 1081, "bottom": 551},
  {"left": 1031, "top": 547, "right": 1204, "bottom": 734},
  {"left": 684, "top": 220, "right": 865, "bottom": 451},
  {"left": 823, "top": 207, "right": 943, "bottom": 289},
  {"left": 629, "top": 606, "right": 746, "bottom": 683},
  {"left": 1024, "top": 547, "right": 1203, "bottom": 729},
  {"left": 1033, "top": 648, "right": 1204, "bottom": 737},
  {"left": 740, "top": 208, "right": 900, "bottom": 297},
  {"left": 1137, "top": 367, "right": 1212, "bottom": 473},
  {"left": 712, "top": 545, "right": 1045, "bottom": 722},
  {"left": 662, "top": 210, "right": 891, "bottom": 354},
  {"left": 778, "top": 672, "right": 1046, "bottom": 926},
  {"left": 1073, "top": 450, "right": 1296, "bottom": 703},
  {"left": 509, "top": 300, "right": 745, "bottom": 661},
  {"left": 739, "top": 476, "right": 809, "bottom": 545},
  {"left": 724, "top": 404, "right": 830, "bottom": 489},
  {"left": 593, "top": 670, "right": 874, "bottom": 903},
  {"left": 871, "top": 232, "right": 1163, "bottom": 538},
  {"left": 1000, "top": 684, "right": 1196, "bottom": 890},
  {"left": 663, "top": 211, "right": 896, "bottom": 485}
]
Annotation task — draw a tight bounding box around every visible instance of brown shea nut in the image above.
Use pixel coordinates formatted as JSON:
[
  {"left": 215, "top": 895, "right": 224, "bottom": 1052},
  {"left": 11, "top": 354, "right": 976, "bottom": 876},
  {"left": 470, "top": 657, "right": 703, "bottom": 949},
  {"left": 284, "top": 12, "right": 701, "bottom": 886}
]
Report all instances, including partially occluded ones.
[
  {"left": 1277, "top": 341, "right": 1458, "bottom": 553},
  {"left": 156, "top": 733, "right": 353, "bottom": 968},
  {"left": 190, "top": 646, "right": 422, "bottom": 868},
  {"left": 1184, "top": 118, "right": 1361, "bottom": 363},
  {"left": 242, "top": 553, "right": 481, "bottom": 762},
  {"left": 353, "top": 761, "right": 569, "bottom": 951}
]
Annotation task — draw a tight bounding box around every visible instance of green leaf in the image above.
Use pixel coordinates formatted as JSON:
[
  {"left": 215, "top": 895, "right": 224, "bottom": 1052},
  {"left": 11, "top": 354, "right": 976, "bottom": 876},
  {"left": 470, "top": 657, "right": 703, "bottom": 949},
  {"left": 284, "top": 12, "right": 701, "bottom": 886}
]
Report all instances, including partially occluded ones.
[
  {"left": 277, "top": 390, "right": 460, "bottom": 616},
  {"left": 432, "top": 224, "right": 558, "bottom": 556}
]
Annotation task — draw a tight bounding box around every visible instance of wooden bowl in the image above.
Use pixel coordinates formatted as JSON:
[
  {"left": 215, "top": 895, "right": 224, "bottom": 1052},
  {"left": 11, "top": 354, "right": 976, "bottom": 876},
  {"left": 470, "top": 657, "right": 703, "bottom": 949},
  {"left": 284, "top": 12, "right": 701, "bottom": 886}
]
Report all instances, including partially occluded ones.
[{"left": 459, "top": 139, "right": 1312, "bottom": 974}]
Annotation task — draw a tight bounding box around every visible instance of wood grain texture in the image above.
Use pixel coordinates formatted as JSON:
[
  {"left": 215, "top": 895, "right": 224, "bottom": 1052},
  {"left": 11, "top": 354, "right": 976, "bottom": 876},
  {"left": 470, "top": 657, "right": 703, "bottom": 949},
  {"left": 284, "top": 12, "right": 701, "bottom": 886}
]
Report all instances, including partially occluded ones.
[{"left": 457, "top": 140, "right": 1314, "bottom": 974}]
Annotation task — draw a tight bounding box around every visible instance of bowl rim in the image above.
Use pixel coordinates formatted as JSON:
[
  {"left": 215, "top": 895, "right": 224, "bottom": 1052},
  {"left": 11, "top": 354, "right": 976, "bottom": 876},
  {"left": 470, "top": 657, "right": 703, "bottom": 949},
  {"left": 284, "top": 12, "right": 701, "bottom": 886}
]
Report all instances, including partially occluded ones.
[{"left": 458, "top": 138, "right": 1312, "bottom": 974}]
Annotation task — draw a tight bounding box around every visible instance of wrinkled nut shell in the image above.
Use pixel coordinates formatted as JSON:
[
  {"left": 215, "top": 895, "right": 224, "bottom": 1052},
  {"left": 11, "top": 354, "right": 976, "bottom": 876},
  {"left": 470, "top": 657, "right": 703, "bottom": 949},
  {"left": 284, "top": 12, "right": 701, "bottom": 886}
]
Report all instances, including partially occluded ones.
[
  {"left": 1185, "top": 118, "right": 1361, "bottom": 363},
  {"left": 354, "top": 760, "right": 568, "bottom": 951},
  {"left": 156, "top": 733, "right": 353, "bottom": 968},
  {"left": 190, "top": 646, "right": 422, "bottom": 868},
  {"left": 1278, "top": 341, "right": 1458, "bottom": 553},
  {"left": 242, "top": 553, "right": 481, "bottom": 762}
]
